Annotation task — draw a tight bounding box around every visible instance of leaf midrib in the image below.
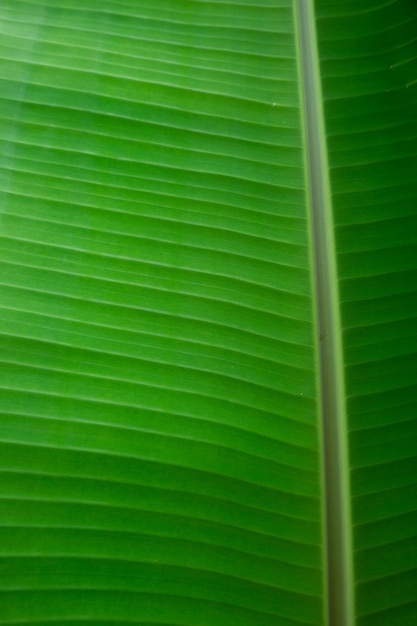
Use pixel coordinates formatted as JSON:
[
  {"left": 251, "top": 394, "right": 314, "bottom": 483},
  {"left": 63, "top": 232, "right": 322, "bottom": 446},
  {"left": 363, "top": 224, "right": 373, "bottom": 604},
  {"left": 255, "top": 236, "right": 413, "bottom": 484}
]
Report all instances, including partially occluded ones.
[{"left": 294, "top": 2, "right": 354, "bottom": 625}]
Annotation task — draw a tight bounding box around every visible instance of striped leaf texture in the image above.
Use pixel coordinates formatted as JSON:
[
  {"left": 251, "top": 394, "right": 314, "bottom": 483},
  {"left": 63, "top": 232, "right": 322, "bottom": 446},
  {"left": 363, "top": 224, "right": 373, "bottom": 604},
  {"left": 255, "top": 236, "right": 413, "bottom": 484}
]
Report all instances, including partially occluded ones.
[{"left": 0, "top": 1, "right": 415, "bottom": 625}]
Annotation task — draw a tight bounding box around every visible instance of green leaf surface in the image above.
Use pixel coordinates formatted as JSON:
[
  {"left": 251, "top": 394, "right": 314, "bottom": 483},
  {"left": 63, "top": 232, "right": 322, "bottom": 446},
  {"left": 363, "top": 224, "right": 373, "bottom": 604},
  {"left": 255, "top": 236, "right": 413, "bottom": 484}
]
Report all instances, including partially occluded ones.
[{"left": 0, "top": 1, "right": 416, "bottom": 625}]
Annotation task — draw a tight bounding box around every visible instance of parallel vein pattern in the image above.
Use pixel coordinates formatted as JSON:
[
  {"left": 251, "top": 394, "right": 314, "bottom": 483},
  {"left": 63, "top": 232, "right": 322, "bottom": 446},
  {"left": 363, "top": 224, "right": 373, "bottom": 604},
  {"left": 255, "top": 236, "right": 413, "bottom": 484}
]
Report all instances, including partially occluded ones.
[
  {"left": 315, "top": 1, "right": 417, "bottom": 624},
  {"left": 0, "top": 2, "right": 323, "bottom": 625}
]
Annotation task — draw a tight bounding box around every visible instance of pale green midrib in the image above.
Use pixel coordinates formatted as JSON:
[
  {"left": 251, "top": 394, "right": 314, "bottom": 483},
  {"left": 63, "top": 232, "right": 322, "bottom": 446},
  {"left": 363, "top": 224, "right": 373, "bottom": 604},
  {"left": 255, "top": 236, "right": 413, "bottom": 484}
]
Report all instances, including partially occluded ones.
[{"left": 293, "top": 3, "right": 354, "bottom": 626}]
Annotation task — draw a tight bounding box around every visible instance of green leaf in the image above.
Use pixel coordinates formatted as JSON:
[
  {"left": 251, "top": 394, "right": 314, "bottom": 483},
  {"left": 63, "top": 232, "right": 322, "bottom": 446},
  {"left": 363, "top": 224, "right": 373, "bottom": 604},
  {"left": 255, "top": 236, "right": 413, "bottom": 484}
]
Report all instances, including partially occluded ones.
[{"left": 0, "top": 1, "right": 415, "bottom": 625}]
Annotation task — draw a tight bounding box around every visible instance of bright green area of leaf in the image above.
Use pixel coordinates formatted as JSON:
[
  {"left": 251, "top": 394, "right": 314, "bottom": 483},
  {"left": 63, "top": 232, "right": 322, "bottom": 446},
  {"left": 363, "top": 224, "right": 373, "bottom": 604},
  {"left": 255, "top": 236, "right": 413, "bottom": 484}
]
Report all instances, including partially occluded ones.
[{"left": 0, "top": 1, "right": 416, "bottom": 625}]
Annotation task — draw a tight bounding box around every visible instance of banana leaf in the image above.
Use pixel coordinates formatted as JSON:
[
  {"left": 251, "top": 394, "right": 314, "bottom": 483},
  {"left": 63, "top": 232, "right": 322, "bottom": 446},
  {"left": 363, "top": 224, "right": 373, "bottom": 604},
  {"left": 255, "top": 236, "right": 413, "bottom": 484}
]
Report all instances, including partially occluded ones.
[{"left": 0, "top": 1, "right": 416, "bottom": 625}]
